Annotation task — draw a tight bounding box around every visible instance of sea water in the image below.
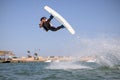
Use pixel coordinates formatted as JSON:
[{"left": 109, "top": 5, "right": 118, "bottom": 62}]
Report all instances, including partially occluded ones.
[
  {"left": 0, "top": 61, "right": 120, "bottom": 80},
  {"left": 0, "top": 36, "right": 120, "bottom": 80}
]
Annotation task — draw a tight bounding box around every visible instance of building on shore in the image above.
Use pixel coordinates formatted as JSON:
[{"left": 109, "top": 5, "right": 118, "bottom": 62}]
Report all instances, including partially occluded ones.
[{"left": 0, "top": 51, "right": 15, "bottom": 63}]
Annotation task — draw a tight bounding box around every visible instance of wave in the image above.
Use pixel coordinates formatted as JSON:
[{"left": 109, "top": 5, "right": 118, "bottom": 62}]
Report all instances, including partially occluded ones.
[{"left": 45, "top": 61, "right": 92, "bottom": 70}]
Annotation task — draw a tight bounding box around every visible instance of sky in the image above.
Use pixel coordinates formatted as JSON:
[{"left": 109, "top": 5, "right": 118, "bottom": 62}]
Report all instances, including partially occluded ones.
[{"left": 0, "top": 0, "right": 120, "bottom": 57}]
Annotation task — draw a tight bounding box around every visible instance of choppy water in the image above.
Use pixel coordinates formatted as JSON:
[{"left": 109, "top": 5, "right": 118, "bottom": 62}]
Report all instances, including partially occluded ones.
[
  {"left": 0, "top": 61, "right": 120, "bottom": 80},
  {"left": 0, "top": 37, "right": 120, "bottom": 80}
]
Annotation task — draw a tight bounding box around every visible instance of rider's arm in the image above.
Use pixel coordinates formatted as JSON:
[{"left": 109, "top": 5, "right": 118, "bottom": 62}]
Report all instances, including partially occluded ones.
[{"left": 47, "top": 15, "right": 53, "bottom": 23}]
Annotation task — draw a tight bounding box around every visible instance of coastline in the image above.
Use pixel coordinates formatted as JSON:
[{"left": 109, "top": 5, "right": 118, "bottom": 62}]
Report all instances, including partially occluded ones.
[
  {"left": 0, "top": 56, "right": 97, "bottom": 63},
  {"left": 0, "top": 50, "right": 96, "bottom": 63}
]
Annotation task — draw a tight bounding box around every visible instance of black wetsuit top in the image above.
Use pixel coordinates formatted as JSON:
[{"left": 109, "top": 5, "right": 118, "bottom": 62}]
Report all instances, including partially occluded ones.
[{"left": 42, "top": 18, "right": 62, "bottom": 31}]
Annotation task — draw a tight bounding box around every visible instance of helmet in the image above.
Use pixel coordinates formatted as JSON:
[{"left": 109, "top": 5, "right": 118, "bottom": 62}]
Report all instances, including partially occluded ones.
[{"left": 40, "top": 17, "right": 47, "bottom": 21}]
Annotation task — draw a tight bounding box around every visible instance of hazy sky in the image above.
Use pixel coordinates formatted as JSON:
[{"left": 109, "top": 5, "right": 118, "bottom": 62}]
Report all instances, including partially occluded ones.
[{"left": 0, "top": 0, "right": 120, "bottom": 57}]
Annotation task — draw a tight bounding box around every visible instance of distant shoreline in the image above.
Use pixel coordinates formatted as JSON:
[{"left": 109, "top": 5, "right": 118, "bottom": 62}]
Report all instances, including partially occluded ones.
[{"left": 0, "top": 56, "right": 96, "bottom": 63}]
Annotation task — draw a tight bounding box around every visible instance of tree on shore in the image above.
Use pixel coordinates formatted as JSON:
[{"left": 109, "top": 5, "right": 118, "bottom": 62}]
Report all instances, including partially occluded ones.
[
  {"left": 34, "top": 53, "right": 39, "bottom": 60},
  {"left": 27, "top": 51, "right": 32, "bottom": 58}
]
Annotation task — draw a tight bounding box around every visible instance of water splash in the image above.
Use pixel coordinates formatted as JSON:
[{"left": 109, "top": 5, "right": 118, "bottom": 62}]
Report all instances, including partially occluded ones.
[
  {"left": 46, "top": 62, "right": 92, "bottom": 70},
  {"left": 46, "top": 35, "right": 120, "bottom": 69},
  {"left": 74, "top": 35, "right": 120, "bottom": 67}
]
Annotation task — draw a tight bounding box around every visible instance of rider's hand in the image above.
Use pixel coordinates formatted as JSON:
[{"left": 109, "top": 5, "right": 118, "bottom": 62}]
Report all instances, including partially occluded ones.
[{"left": 50, "top": 15, "right": 54, "bottom": 19}]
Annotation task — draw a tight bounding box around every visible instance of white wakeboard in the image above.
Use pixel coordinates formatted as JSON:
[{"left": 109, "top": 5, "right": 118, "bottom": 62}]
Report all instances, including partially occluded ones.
[{"left": 44, "top": 6, "right": 75, "bottom": 35}]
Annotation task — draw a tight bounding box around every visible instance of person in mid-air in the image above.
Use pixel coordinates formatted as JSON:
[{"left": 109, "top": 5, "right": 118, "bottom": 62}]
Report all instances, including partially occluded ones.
[{"left": 39, "top": 15, "right": 65, "bottom": 32}]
